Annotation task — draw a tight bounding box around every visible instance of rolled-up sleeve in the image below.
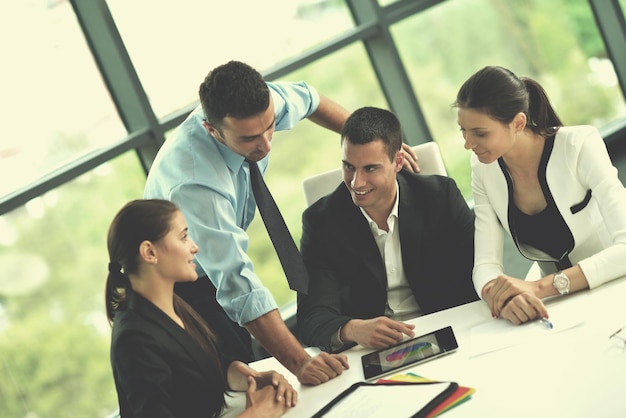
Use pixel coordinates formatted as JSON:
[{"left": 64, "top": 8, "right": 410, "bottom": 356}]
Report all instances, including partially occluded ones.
[
  {"left": 269, "top": 81, "right": 320, "bottom": 130},
  {"left": 170, "top": 183, "right": 278, "bottom": 325}
]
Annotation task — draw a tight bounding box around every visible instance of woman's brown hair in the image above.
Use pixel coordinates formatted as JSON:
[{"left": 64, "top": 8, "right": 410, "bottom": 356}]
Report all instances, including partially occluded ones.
[{"left": 455, "top": 65, "right": 563, "bottom": 138}]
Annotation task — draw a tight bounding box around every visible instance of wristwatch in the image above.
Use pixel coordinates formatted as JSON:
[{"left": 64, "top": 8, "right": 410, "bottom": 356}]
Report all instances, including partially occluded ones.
[{"left": 553, "top": 271, "right": 570, "bottom": 295}]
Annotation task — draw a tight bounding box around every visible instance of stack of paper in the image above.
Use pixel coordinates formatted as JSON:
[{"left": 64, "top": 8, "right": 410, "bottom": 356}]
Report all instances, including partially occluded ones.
[{"left": 376, "top": 372, "right": 475, "bottom": 417}]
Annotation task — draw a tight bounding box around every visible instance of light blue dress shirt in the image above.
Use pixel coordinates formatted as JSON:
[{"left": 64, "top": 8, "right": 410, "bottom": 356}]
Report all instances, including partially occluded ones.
[{"left": 144, "top": 81, "right": 320, "bottom": 325}]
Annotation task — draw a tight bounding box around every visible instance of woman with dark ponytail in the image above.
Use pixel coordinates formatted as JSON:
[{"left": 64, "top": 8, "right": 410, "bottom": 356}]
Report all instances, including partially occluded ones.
[
  {"left": 455, "top": 66, "right": 626, "bottom": 325},
  {"left": 106, "top": 199, "right": 296, "bottom": 417}
]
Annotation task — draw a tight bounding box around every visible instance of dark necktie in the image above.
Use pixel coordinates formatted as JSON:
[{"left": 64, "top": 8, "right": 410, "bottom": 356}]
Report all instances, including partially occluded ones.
[{"left": 247, "top": 159, "right": 309, "bottom": 294}]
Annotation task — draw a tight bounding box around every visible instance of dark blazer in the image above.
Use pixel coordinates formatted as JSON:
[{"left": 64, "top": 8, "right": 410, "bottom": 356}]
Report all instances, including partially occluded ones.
[
  {"left": 111, "top": 290, "right": 227, "bottom": 418},
  {"left": 297, "top": 170, "right": 478, "bottom": 353}
]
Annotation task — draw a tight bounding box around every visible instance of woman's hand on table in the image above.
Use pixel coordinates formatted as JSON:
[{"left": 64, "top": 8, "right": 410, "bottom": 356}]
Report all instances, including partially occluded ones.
[
  {"left": 229, "top": 361, "right": 297, "bottom": 407},
  {"left": 244, "top": 375, "right": 293, "bottom": 417},
  {"left": 482, "top": 275, "right": 547, "bottom": 323}
]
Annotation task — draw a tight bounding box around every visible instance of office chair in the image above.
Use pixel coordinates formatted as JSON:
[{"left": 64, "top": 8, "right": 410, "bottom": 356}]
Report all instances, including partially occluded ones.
[{"left": 302, "top": 141, "right": 447, "bottom": 207}]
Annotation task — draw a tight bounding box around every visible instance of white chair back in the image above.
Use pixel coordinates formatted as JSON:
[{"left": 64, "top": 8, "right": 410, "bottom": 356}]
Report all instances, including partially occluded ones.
[{"left": 302, "top": 141, "right": 447, "bottom": 207}]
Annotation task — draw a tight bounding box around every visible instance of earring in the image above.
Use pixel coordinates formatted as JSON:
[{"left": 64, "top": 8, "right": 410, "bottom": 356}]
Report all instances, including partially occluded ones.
[{"left": 153, "top": 258, "right": 158, "bottom": 265}]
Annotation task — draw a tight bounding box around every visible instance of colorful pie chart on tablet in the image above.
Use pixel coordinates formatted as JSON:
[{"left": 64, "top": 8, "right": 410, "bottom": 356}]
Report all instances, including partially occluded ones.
[{"left": 385, "top": 341, "right": 433, "bottom": 362}]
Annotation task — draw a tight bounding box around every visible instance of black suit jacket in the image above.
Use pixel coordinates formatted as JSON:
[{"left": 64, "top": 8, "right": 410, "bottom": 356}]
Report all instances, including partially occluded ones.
[
  {"left": 297, "top": 170, "right": 478, "bottom": 352},
  {"left": 111, "top": 290, "right": 227, "bottom": 418}
]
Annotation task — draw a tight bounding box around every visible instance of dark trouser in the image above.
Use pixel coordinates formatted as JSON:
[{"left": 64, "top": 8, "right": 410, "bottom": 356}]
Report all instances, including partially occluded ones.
[{"left": 174, "top": 276, "right": 254, "bottom": 363}]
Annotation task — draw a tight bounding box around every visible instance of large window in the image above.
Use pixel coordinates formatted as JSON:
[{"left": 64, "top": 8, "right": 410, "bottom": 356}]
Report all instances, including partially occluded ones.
[
  {"left": 0, "top": 152, "right": 145, "bottom": 416},
  {"left": 0, "top": 0, "right": 126, "bottom": 201},
  {"left": 393, "top": 0, "right": 626, "bottom": 198},
  {"left": 2, "top": 1, "right": 626, "bottom": 416},
  {"left": 106, "top": 0, "right": 355, "bottom": 118}
]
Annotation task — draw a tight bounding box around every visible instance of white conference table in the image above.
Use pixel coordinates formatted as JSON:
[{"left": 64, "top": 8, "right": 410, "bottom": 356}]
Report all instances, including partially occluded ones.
[{"left": 222, "top": 277, "right": 626, "bottom": 417}]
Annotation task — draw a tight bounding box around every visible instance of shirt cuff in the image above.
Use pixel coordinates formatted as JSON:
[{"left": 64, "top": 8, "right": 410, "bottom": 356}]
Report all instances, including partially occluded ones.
[
  {"left": 330, "top": 326, "right": 345, "bottom": 352},
  {"left": 224, "top": 287, "right": 279, "bottom": 326}
]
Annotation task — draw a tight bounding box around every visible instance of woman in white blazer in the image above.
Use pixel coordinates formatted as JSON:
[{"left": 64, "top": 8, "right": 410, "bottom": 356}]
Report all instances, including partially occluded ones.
[{"left": 454, "top": 66, "right": 626, "bottom": 325}]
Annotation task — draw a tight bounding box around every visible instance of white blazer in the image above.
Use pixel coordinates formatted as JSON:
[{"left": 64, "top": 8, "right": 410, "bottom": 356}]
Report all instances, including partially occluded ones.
[{"left": 472, "top": 125, "right": 626, "bottom": 295}]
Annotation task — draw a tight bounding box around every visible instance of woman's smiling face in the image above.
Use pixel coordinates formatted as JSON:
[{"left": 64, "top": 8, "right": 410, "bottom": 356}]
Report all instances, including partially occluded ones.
[
  {"left": 457, "top": 107, "right": 518, "bottom": 164},
  {"left": 152, "top": 210, "right": 200, "bottom": 283}
]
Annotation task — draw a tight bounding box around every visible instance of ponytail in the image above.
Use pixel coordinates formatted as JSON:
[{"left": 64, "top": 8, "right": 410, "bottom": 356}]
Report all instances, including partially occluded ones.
[
  {"left": 522, "top": 78, "right": 563, "bottom": 137},
  {"left": 105, "top": 261, "right": 130, "bottom": 325}
]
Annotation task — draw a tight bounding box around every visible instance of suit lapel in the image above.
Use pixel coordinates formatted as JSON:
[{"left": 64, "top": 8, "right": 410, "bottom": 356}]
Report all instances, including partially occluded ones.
[
  {"left": 333, "top": 184, "right": 388, "bottom": 290},
  {"left": 397, "top": 173, "right": 423, "bottom": 283},
  {"left": 128, "top": 291, "right": 217, "bottom": 379}
]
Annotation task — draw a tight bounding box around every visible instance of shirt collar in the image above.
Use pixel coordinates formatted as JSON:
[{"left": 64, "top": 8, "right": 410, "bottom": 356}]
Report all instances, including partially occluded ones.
[
  {"left": 360, "top": 179, "right": 400, "bottom": 233},
  {"left": 212, "top": 135, "right": 247, "bottom": 173},
  {"left": 210, "top": 134, "right": 270, "bottom": 174}
]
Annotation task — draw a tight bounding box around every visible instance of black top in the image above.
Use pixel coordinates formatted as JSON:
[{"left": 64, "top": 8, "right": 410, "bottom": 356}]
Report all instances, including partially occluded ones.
[
  {"left": 111, "top": 290, "right": 230, "bottom": 418},
  {"left": 499, "top": 135, "right": 576, "bottom": 270},
  {"left": 510, "top": 201, "right": 571, "bottom": 261}
]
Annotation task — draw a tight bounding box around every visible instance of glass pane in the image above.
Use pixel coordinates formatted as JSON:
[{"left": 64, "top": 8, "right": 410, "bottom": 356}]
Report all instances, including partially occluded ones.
[
  {"left": 378, "top": 0, "right": 401, "bottom": 7},
  {"left": 246, "top": 43, "right": 386, "bottom": 307},
  {"left": 393, "top": 0, "right": 626, "bottom": 198},
  {"left": 0, "top": 0, "right": 126, "bottom": 201},
  {"left": 106, "top": 0, "right": 354, "bottom": 118},
  {"left": 0, "top": 152, "right": 145, "bottom": 417}
]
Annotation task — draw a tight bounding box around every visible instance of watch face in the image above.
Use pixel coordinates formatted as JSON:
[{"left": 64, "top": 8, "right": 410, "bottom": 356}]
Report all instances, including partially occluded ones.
[{"left": 554, "top": 273, "right": 570, "bottom": 293}]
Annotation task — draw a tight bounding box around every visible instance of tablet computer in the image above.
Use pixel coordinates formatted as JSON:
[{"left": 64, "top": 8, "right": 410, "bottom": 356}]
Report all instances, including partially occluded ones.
[{"left": 361, "top": 326, "right": 458, "bottom": 381}]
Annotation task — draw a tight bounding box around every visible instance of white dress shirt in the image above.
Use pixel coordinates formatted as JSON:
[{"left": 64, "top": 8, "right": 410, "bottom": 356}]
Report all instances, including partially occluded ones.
[{"left": 360, "top": 181, "right": 422, "bottom": 321}]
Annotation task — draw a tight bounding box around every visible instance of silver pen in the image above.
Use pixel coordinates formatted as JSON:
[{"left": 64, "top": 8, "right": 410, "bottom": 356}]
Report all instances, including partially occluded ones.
[{"left": 539, "top": 316, "right": 554, "bottom": 329}]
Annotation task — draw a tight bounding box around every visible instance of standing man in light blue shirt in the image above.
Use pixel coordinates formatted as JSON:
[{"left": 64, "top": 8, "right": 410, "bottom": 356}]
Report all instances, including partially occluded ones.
[{"left": 144, "top": 61, "right": 357, "bottom": 385}]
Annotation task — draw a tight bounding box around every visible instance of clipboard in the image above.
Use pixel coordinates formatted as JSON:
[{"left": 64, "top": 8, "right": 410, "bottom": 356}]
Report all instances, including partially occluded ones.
[{"left": 311, "top": 380, "right": 459, "bottom": 418}]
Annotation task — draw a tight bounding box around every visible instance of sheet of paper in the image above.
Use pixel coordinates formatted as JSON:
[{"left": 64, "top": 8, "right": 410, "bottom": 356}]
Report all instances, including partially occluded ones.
[
  {"left": 469, "top": 294, "right": 587, "bottom": 357},
  {"left": 319, "top": 382, "right": 452, "bottom": 418}
]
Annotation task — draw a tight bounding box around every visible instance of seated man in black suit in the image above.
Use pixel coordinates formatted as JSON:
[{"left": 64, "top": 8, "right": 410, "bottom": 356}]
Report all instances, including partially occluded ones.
[{"left": 297, "top": 106, "right": 478, "bottom": 353}]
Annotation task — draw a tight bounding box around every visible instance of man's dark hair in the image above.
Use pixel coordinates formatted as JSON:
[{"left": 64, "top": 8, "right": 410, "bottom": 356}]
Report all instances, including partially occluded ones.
[
  {"left": 199, "top": 61, "right": 270, "bottom": 131},
  {"left": 341, "top": 106, "right": 403, "bottom": 161}
]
